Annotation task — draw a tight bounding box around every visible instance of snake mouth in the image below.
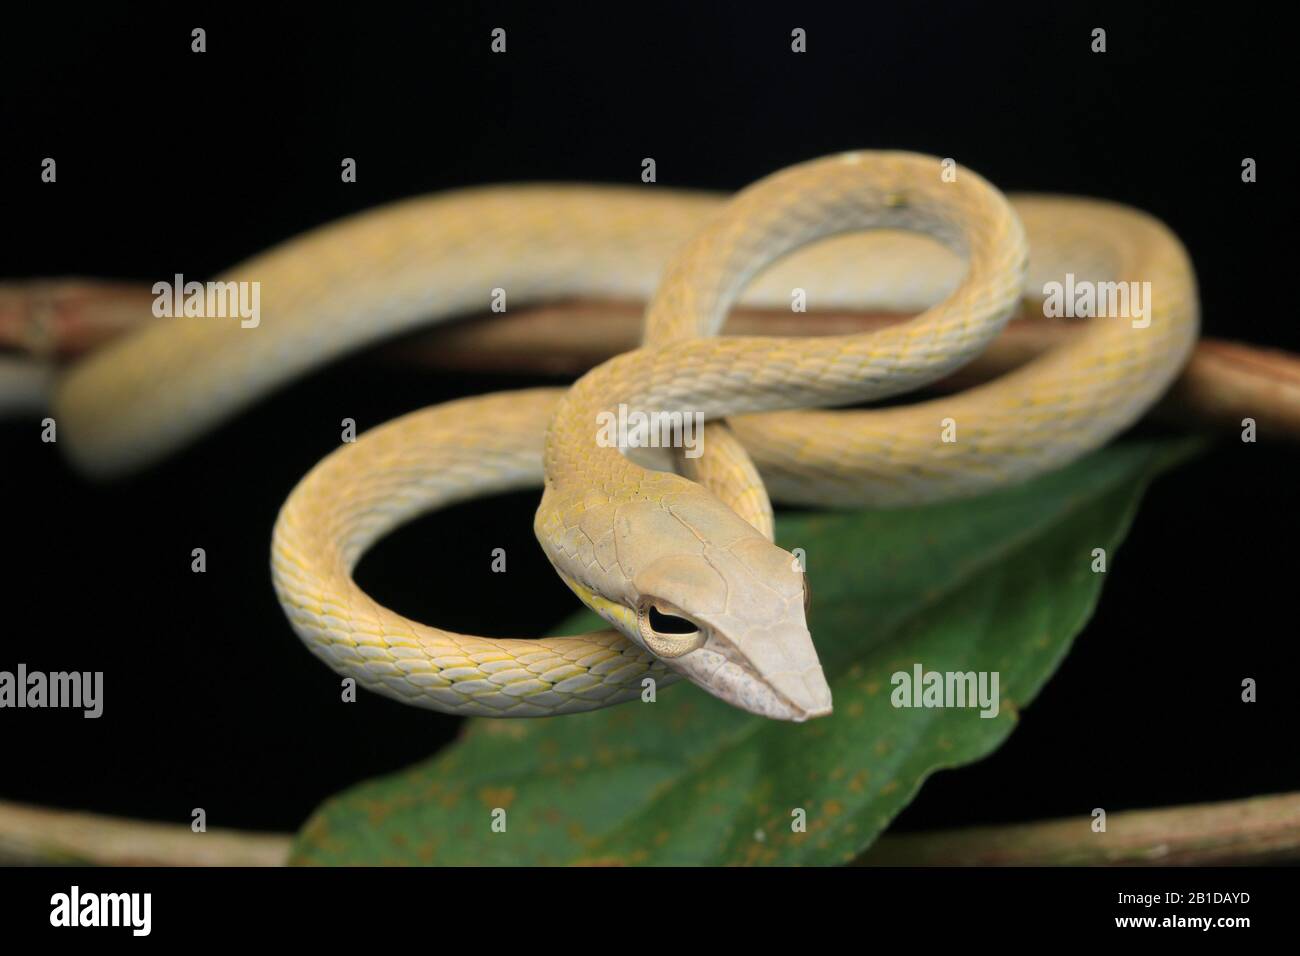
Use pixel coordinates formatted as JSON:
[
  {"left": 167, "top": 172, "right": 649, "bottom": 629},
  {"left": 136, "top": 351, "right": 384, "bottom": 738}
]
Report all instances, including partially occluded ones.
[{"left": 667, "top": 635, "right": 833, "bottom": 722}]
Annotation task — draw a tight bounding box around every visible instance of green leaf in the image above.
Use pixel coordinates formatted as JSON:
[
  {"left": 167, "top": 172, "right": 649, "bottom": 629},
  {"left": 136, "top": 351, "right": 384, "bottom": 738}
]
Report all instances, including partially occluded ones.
[{"left": 291, "top": 438, "right": 1200, "bottom": 865}]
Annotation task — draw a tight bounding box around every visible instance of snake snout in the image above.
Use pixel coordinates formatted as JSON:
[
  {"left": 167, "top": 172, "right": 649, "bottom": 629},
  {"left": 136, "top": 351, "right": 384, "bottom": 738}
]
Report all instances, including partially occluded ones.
[
  {"left": 768, "top": 665, "right": 833, "bottom": 722},
  {"left": 735, "top": 625, "right": 833, "bottom": 722}
]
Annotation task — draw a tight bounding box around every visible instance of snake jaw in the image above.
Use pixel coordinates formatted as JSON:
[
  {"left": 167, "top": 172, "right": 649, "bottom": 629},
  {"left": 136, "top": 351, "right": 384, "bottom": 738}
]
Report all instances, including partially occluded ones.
[{"left": 666, "top": 632, "right": 833, "bottom": 722}]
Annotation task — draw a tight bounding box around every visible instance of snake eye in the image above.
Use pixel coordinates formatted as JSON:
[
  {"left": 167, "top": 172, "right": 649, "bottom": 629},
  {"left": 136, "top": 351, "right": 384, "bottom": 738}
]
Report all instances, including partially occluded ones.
[
  {"left": 648, "top": 606, "right": 697, "bottom": 634},
  {"left": 638, "top": 601, "right": 705, "bottom": 658}
]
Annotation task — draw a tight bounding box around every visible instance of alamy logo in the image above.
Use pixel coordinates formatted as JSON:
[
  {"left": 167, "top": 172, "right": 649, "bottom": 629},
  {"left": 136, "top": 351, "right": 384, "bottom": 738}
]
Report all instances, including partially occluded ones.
[
  {"left": 0, "top": 664, "right": 103, "bottom": 717},
  {"left": 890, "top": 663, "right": 999, "bottom": 718},
  {"left": 595, "top": 403, "right": 705, "bottom": 459},
  {"left": 1042, "top": 273, "right": 1152, "bottom": 328},
  {"left": 50, "top": 886, "right": 151, "bottom": 936},
  {"left": 152, "top": 273, "right": 261, "bottom": 328}
]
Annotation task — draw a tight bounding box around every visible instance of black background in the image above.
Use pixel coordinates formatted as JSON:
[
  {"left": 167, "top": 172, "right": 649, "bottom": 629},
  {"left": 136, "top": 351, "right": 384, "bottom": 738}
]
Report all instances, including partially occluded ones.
[{"left": 0, "top": 3, "right": 1293, "bottom": 840}]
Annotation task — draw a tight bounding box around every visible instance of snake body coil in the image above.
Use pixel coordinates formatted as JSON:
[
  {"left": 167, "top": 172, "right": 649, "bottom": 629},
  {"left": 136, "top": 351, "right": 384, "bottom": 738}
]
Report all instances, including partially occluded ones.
[{"left": 52, "top": 152, "right": 1198, "bottom": 719}]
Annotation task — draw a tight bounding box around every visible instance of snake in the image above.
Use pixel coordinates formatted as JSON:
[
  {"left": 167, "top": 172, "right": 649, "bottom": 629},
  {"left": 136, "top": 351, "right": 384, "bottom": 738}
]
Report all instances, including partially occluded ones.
[{"left": 46, "top": 151, "right": 1198, "bottom": 720}]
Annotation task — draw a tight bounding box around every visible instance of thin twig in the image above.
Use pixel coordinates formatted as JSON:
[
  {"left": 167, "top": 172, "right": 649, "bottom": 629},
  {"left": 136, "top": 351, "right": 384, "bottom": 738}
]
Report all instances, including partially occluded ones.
[
  {"left": 858, "top": 791, "right": 1300, "bottom": 866},
  {"left": 0, "top": 800, "right": 290, "bottom": 867}
]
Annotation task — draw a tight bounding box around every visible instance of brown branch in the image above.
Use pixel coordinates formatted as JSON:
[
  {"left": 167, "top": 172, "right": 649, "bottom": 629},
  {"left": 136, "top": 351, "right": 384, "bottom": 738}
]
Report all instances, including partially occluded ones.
[
  {"left": 859, "top": 791, "right": 1300, "bottom": 867},
  {"left": 5, "top": 279, "right": 1300, "bottom": 439},
  {"left": 0, "top": 279, "right": 155, "bottom": 358},
  {"left": 3, "top": 792, "right": 1297, "bottom": 867}
]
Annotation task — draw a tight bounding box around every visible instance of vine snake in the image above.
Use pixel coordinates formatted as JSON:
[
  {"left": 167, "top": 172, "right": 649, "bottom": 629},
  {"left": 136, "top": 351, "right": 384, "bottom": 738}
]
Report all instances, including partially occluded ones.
[{"left": 49, "top": 152, "right": 1198, "bottom": 720}]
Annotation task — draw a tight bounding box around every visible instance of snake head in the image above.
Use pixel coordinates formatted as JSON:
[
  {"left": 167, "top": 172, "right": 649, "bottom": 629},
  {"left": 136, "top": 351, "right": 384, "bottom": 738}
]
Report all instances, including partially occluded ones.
[{"left": 622, "top": 498, "right": 832, "bottom": 722}]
